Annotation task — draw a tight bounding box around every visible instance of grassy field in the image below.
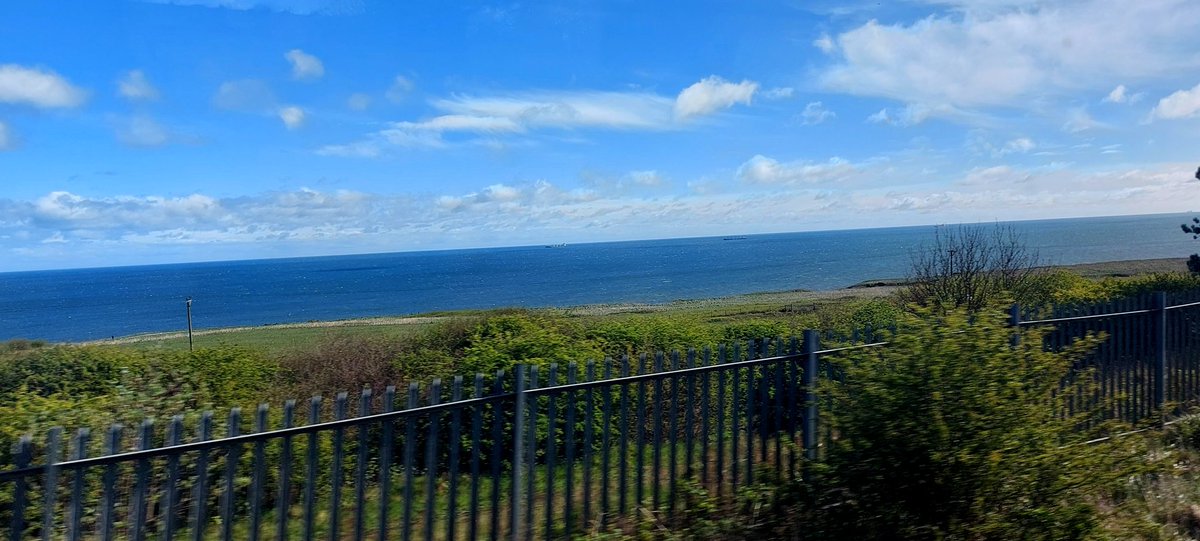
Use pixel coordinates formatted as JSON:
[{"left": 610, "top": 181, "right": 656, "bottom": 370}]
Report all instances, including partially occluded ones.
[{"left": 111, "top": 319, "right": 438, "bottom": 354}]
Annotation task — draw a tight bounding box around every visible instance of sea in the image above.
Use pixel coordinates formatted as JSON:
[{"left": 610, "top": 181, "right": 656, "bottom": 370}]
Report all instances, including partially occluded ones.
[{"left": 0, "top": 213, "right": 1196, "bottom": 343}]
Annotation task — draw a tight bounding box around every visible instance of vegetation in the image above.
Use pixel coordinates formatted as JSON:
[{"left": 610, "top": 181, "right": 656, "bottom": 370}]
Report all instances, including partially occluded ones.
[
  {"left": 4, "top": 257, "right": 1200, "bottom": 539},
  {"left": 1183, "top": 166, "right": 1200, "bottom": 273},
  {"left": 583, "top": 305, "right": 1161, "bottom": 541},
  {"left": 899, "top": 224, "right": 1043, "bottom": 311},
  {"left": 806, "top": 306, "right": 1140, "bottom": 540}
]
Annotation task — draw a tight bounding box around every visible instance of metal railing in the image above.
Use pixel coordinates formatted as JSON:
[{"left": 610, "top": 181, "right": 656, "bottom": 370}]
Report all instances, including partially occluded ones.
[{"left": 2, "top": 291, "right": 1200, "bottom": 540}]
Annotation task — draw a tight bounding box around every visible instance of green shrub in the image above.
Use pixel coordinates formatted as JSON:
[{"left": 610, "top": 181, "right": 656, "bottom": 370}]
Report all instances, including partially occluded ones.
[
  {"left": 721, "top": 320, "right": 792, "bottom": 344},
  {"left": 1107, "top": 273, "right": 1200, "bottom": 299},
  {"left": 1020, "top": 269, "right": 1107, "bottom": 307},
  {"left": 846, "top": 299, "right": 901, "bottom": 333},
  {"left": 276, "top": 334, "right": 403, "bottom": 399},
  {"left": 1041, "top": 272, "right": 1200, "bottom": 308},
  {"left": 0, "top": 339, "right": 47, "bottom": 353},
  {"left": 172, "top": 345, "right": 277, "bottom": 406},
  {"left": 392, "top": 317, "right": 479, "bottom": 379},
  {"left": 587, "top": 316, "right": 718, "bottom": 358},
  {"left": 808, "top": 305, "right": 1143, "bottom": 541},
  {"left": 463, "top": 313, "right": 603, "bottom": 374},
  {"left": 0, "top": 345, "right": 150, "bottom": 405}
]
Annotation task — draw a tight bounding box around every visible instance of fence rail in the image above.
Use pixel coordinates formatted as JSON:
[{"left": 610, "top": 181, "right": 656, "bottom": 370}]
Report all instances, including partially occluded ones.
[{"left": 3, "top": 292, "right": 1200, "bottom": 540}]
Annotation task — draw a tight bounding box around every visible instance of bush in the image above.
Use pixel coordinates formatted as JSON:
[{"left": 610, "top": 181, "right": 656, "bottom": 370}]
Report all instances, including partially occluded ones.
[
  {"left": 847, "top": 299, "right": 901, "bottom": 333},
  {"left": 1041, "top": 272, "right": 1200, "bottom": 308},
  {"left": 807, "top": 305, "right": 1142, "bottom": 540},
  {"left": 169, "top": 345, "right": 277, "bottom": 406},
  {"left": 463, "top": 312, "right": 603, "bottom": 374},
  {"left": 901, "top": 224, "right": 1043, "bottom": 312},
  {"left": 276, "top": 334, "right": 403, "bottom": 399},
  {"left": 392, "top": 317, "right": 479, "bottom": 379},
  {"left": 587, "top": 316, "right": 718, "bottom": 358},
  {"left": 1107, "top": 273, "right": 1200, "bottom": 299},
  {"left": 721, "top": 320, "right": 792, "bottom": 344},
  {"left": 0, "top": 345, "right": 146, "bottom": 404}
]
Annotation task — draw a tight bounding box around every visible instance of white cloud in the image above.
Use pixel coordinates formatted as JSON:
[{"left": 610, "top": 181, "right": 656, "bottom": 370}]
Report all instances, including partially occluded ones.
[
  {"left": 213, "top": 79, "right": 275, "bottom": 111},
  {"left": 326, "top": 76, "right": 774, "bottom": 158},
  {"left": 628, "top": 170, "right": 665, "bottom": 187},
  {"left": 140, "top": 0, "right": 362, "bottom": 15},
  {"left": 117, "top": 70, "right": 160, "bottom": 101},
  {"left": 316, "top": 141, "right": 381, "bottom": 158},
  {"left": 347, "top": 92, "right": 371, "bottom": 110},
  {"left": 1062, "top": 108, "right": 1105, "bottom": 132},
  {"left": 325, "top": 78, "right": 764, "bottom": 158},
  {"left": 435, "top": 180, "right": 600, "bottom": 216},
  {"left": 813, "top": 34, "right": 836, "bottom": 54},
  {"left": 0, "top": 64, "right": 86, "bottom": 108},
  {"left": 42, "top": 232, "right": 67, "bottom": 244},
  {"left": 31, "top": 191, "right": 225, "bottom": 229},
  {"left": 319, "top": 113, "right": 523, "bottom": 154},
  {"left": 1104, "top": 84, "right": 1128, "bottom": 104},
  {"left": 0, "top": 121, "right": 12, "bottom": 151},
  {"left": 867, "top": 103, "right": 962, "bottom": 126},
  {"left": 437, "top": 91, "right": 674, "bottom": 130},
  {"left": 386, "top": 75, "right": 414, "bottom": 102},
  {"left": 581, "top": 170, "right": 670, "bottom": 194},
  {"left": 674, "top": 76, "right": 759, "bottom": 119},
  {"left": 800, "top": 101, "right": 835, "bottom": 125},
  {"left": 278, "top": 106, "right": 306, "bottom": 129},
  {"left": 969, "top": 133, "right": 1036, "bottom": 157},
  {"left": 1152, "top": 82, "right": 1200, "bottom": 119},
  {"left": 1004, "top": 137, "right": 1035, "bottom": 154},
  {"left": 396, "top": 114, "right": 523, "bottom": 133},
  {"left": 819, "top": 1, "right": 1200, "bottom": 111},
  {"left": 763, "top": 87, "right": 795, "bottom": 99},
  {"left": 736, "top": 154, "right": 858, "bottom": 185},
  {"left": 285, "top": 49, "right": 324, "bottom": 80},
  {"left": 115, "top": 115, "right": 170, "bottom": 147}
]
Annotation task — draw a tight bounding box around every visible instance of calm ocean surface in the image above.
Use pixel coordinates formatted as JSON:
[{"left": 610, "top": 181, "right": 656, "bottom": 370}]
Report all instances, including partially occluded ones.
[{"left": 1, "top": 213, "right": 1195, "bottom": 342}]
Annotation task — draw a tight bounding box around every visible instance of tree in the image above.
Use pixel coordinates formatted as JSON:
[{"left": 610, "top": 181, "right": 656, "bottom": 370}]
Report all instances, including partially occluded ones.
[
  {"left": 1183, "top": 166, "right": 1200, "bottom": 273},
  {"left": 899, "top": 224, "right": 1042, "bottom": 311}
]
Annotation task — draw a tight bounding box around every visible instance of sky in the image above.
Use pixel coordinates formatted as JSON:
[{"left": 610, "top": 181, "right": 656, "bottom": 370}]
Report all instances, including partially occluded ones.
[{"left": 1, "top": 0, "right": 1199, "bottom": 272}]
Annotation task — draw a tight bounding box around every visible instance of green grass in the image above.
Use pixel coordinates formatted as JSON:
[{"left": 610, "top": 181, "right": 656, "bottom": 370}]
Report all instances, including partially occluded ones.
[{"left": 123, "top": 322, "right": 436, "bottom": 356}]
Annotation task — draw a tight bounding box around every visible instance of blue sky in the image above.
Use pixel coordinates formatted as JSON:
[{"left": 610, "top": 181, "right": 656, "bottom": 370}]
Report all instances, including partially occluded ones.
[{"left": 1, "top": 0, "right": 1199, "bottom": 271}]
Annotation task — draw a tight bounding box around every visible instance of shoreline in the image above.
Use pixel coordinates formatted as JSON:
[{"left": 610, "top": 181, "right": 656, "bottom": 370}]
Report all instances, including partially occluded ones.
[{"left": 80, "top": 257, "right": 1189, "bottom": 346}]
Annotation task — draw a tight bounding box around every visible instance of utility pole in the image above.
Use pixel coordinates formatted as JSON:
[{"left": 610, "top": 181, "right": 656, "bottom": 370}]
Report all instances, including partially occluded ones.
[{"left": 185, "top": 297, "right": 194, "bottom": 352}]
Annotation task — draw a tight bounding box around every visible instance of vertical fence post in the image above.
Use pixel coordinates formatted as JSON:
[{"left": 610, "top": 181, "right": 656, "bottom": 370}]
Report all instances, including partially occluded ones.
[
  {"left": 1009, "top": 303, "right": 1021, "bottom": 348},
  {"left": 40, "top": 427, "right": 61, "bottom": 541},
  {"left": 511, "top": 365, "right": 526, "bottom": 541},
  {"left": 1155, "top": 291, "right": 1168, "bottom": 425},
  {"left": 802, "top": 330, "right": 819, "bottom": 467}
]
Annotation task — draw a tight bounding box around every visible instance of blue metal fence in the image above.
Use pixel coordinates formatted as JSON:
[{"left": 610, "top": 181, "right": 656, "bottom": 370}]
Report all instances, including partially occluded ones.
[{"left": 3, "top": 292, "right": 1200, "bottom": 540}]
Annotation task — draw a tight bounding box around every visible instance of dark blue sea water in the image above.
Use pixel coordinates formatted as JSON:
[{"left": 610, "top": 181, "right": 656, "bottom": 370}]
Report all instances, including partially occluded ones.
[{"left": 1, "top": 213, "right": 1196, "bottom": 342}]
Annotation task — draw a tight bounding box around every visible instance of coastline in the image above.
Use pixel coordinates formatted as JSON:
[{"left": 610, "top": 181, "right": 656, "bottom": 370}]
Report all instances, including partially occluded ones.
[{"left": 81, "top": 257, "right": 1189, "bottom": 346}]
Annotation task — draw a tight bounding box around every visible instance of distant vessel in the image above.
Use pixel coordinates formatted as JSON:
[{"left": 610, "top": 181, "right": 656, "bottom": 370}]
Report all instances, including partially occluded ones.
[
  {"left": 722, "top": 236, "right": 748, "bottom": 241},
  {"left": 545, "top": 243, "right": 567, "bottom": 248}
]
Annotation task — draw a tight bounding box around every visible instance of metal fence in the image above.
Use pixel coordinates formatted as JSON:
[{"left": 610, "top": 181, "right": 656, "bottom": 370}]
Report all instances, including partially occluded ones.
[{"left": 3, "top": 292, "right": 1200, "bottom": 541}]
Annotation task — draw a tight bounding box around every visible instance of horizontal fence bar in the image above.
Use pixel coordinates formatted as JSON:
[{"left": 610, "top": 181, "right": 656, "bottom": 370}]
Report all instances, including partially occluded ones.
[
  {"left": 523, "top": 351, "right": 808, "bottom": 396},
  {"left": 0, "top": 391, "right": 514, "bottom": 479},
  {"left": 1019, "top": 308, "right": 1157, "bottom": 326},
  {"left": 814, "top": 340, "right": 890, "bottom": 355},
  {"left": 1165, "top": 300, "right": 1200, "bottom": 311}
]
